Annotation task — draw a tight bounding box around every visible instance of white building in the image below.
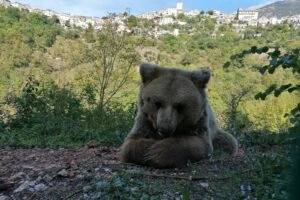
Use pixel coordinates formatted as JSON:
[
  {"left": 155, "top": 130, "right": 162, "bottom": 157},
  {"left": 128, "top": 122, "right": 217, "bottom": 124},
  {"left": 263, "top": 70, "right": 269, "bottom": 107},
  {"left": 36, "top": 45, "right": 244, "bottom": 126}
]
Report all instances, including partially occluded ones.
[
  {"left": 185, "top": 10, "right": 200, "bottom": 17},
  {"left": 237, "top": 9, "right": 258, "bottom": 26},
  {"left": 159, "top": 17, "right": 174, "bottom": 25},
  {"left": 0, "top": 0, "right": 11, "bottom": 7}
]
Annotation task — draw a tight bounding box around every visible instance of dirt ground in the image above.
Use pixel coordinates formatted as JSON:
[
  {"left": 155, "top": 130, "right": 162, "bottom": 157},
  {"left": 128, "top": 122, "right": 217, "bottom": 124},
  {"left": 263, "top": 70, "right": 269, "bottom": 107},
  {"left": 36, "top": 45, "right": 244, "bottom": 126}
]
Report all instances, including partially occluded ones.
[{"left": 0, "top": 146, "right": 255, "bottom": 200}]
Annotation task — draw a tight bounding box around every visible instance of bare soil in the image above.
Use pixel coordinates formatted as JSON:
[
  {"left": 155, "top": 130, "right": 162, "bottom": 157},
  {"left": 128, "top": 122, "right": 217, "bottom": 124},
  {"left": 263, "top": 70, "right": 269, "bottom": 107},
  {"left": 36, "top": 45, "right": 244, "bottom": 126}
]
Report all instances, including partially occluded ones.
[{"left": 0, "top": 146, "right": 255, "bottom": 200}]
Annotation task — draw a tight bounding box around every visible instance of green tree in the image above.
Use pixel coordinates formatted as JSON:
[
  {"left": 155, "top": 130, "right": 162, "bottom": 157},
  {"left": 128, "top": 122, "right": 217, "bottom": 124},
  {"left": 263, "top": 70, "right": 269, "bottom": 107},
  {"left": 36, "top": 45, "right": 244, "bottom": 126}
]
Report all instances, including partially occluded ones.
[
  {"left": 90, "top": 23, "right": 140, "bottom": 109},
  {"left": 84, "top": 23, "right": 96, "bottom": 43},
  {"left": 207, "top": 10, "right": 214, "bottom": 16},
  {"left": 127, "top": 15, "right": 138, "bottom": 29}
]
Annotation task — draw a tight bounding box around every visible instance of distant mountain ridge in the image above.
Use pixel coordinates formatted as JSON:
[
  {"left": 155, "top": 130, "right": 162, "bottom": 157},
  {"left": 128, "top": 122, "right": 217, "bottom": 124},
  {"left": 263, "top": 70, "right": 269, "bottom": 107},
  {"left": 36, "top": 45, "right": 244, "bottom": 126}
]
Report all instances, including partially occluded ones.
[{"left": 257, "top": 0, "right": 300, "bottom": 18}]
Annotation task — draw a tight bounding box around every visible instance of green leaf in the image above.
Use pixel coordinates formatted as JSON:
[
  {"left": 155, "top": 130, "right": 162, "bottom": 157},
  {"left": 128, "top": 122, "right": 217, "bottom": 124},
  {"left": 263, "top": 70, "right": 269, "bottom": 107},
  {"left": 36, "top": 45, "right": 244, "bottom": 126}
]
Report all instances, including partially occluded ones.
[
  {"left": 255, "top": 92, "right": 266, "bottom": 100},
  {"left": 183, "top": 191, "right": 190, "bottom": 200},
  {"left": 251, "top": 46, "right": 258, "bottom": 53},
  {"left": 274, "top": 84, "right": 292, "bottom": 97},
  {"left": 291, "top": 104, "right": 300, "bottom": 116},
  {"left": 223, "top": 61, "right": 231, "bottom": 68},
  {"left": 271, "top": 49, "right": 281, "bottom": 58},
  {"left": 261, "top": 46, "right": 269, "bottom": 53},
  {"left": 268, "top": 66, "right": 276, "bottom": 74},
  {"left": 259, "top": 66, "right": 268, "bottom": 75},
  {"left": 287, "top": 85, "right": 300, "bottom": 93}
]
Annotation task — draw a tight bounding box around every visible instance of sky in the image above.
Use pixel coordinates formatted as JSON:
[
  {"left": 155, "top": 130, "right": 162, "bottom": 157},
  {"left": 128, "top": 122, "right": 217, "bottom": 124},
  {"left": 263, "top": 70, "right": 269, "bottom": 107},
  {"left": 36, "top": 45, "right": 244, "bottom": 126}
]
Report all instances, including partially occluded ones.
[{"left": 11, "top": 0, "right": 281, "bottom": 17}]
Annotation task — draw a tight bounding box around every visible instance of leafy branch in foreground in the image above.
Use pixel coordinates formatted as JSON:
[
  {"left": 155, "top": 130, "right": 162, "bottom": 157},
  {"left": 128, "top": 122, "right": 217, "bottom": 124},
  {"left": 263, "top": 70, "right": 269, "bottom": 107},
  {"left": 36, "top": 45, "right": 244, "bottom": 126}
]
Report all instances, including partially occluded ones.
[{"left": 224, "top": 47, "right": 300, "bottom": 124}]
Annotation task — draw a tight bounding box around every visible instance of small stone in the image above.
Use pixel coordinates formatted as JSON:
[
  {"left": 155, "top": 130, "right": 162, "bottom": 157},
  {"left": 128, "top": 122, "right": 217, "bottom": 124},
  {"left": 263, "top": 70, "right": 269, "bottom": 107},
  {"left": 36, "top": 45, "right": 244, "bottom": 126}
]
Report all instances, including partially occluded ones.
[
  {"left": 200, "top": 182, "right": 209, "bottom": 188},
  {"left": 10, "top": 172, "right": 27, "bottom": 182},
  {"left": 57, "top": 169, "right": 69, "bottom": 177},
  {"left": 71, "top": 160, "right": 79, "bottom": 170},
  {"left": 96, "top": 180, "right": 109, "bottom": 190},
  {"left": 83, "top": 185, "right": 92, "bottom": 192},
  {"left": 76, "top": 174, "right": 84, "bottom": 179},
  {"left": 14, "top": 181, "right": 35, "bottom": 193},
  {"left": 43, "top": 175, "right": 53, "bottom": 182},
  {"left": 104, "top": 168, "right": 111, "bottom": 173},
  {"left": 0, "top": 195, "right": 10, "bottom": 200},
  {"left": 130, "top": 187, "right": 138, "bottom": 192},
  {"left": 35, "top": 176, "right": 43, "bottom": 182},
  {"left": 34, "top": 183, "right": 47, "bottom": 191}
]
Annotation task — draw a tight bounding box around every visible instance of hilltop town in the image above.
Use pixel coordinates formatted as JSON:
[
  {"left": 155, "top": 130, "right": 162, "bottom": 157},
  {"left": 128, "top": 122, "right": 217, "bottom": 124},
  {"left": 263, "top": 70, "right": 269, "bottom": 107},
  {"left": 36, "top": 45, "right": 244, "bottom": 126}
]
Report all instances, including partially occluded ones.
[{"left": 1, "top": 0, "right": 300, "bottom": 37}]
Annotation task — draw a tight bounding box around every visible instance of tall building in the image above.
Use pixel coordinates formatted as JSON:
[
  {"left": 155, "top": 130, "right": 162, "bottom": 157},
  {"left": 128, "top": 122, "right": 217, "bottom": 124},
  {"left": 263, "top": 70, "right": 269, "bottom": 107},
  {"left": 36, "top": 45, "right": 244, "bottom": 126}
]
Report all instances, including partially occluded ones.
[
  {"left": 177, "top": 2, "right": 183, "bottom": 10},
  {"left": 177, "top": 2, "right": 183, "bottom": 14},
  {"left": 237, "top": 9, "right": 258, "bottom": 26}
]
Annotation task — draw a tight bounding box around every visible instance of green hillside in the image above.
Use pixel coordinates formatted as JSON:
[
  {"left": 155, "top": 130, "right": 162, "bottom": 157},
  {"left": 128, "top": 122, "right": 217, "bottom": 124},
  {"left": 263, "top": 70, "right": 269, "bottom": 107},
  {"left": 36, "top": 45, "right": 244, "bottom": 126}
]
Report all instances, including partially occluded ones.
[
  {"left": 0, "top": 5, "right": 299, "bottom": 144},
  {"left": 0, "top": 5, "right": 299, "bottom": 199}
]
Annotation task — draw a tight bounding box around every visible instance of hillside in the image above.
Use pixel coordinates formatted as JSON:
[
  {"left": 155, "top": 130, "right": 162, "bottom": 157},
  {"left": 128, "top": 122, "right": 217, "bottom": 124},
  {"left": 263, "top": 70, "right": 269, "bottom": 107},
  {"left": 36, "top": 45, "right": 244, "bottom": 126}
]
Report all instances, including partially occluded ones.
[
  {"left": 258, "top": 0, "right": 300, "bottom": 18},
  {"left": 0, "top": 5, "right": 299, "bottom": 199}
]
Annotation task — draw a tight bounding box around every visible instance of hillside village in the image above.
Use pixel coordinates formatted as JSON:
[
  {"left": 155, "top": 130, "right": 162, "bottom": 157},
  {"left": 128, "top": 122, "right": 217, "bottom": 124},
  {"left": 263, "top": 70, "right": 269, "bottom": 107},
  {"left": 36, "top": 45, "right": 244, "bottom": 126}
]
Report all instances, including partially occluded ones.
[{"left": 1, "top": 0, "right": 300, "bottom": 37}]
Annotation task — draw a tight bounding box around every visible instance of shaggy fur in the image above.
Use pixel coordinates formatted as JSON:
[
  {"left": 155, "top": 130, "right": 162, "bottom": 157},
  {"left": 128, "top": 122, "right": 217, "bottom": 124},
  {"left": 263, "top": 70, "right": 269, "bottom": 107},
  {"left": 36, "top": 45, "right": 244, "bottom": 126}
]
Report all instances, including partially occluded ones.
[{"left": 120, "top": 63, "right": 238, "bottom": 168}]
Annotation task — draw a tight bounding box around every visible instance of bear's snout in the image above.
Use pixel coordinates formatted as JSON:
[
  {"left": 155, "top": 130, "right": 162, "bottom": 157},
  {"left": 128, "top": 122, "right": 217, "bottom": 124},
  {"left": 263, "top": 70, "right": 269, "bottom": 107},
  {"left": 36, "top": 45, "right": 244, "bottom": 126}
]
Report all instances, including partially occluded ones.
[{"left": 157, "top": 106, "right": 177, "bottom": 136}]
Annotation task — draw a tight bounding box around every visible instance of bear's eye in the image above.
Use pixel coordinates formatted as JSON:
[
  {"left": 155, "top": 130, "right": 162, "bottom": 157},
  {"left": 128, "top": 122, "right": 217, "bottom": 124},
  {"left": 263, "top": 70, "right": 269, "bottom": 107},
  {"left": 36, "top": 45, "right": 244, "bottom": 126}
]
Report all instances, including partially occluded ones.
[
  {"left": 140, "top": 98, "right": 144, "bottom": 106},
  {"left": 155, "top": 101, "right": 162, "bottom": 109},
  {"left": 174, "top": 104, "right": 185, "bottom": 112}
]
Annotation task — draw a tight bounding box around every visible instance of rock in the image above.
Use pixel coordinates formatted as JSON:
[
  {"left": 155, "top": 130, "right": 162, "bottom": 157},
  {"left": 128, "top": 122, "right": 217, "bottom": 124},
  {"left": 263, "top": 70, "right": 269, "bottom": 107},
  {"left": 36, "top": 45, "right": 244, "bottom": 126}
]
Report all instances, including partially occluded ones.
[
  {"left": 130, "top": 187, "right": 138, "bottom": 192},
  {"left": 35, "top": 176, "right": 43, "bottom": 182},
  {"left": 0, "top": 195, "right": 10, "bottom": 200},
  {"left": 22, "top": 165, "right": 40, "bottom": 171},
  {"left": 45, "top": 163, "right": 60, "bottom": 170},
  {"left": 75, "top": 174, "right": 84, "bottom": 179},
  {"left": 83, "top": 193, "right": 89, "bottom": 199},
  {"left": 200, "top": 182, "right": 209, "bottom": 188},
  {"left": 10, "top": 172, "right": 27, "bottom": 182},
  {"left": 57, "top": 169, "right": 69, "bottom": 177},
  {"left": 96, "top": 180, "right": 109, "bottom": 190},
  {"left": 14, "top": 181, "right": 35, "bottom": 193},
  {"left": 83, "top": 185, "right": 92, "bottom": 192},
  {"left": 34, "top": 183, "right": 47, "bottom": 191},
  {"left": 43, "top": 174, "right": 53, "bottom": 182},
  {"left": 71, "top": 160, "right": 79, "bottom": 170}
]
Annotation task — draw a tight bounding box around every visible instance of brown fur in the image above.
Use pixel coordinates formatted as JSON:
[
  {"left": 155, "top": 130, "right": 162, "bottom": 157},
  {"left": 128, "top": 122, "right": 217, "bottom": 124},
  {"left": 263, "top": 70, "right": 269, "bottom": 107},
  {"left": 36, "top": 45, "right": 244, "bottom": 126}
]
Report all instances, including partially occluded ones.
[{"left": 120, "top": 63, "right": 238, "bottom": 168}]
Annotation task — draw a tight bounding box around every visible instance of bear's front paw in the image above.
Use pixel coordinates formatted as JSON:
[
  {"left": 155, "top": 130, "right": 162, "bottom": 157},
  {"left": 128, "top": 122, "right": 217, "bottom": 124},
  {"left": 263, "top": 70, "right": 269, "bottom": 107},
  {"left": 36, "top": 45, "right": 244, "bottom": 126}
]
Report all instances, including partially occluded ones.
[
  {"left": 146, "top": 139, "right": 187, "bottom": 168},
  {"left": 121, "top": 138, "right": 156, "bottom": 165}
]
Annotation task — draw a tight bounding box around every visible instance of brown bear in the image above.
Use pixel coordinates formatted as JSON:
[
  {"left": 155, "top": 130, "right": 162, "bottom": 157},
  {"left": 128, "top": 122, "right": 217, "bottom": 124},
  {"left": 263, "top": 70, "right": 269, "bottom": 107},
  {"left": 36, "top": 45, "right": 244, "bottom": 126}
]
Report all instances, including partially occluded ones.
[{"left": 120, "top": 63, "right": 238, "bottom": 168}]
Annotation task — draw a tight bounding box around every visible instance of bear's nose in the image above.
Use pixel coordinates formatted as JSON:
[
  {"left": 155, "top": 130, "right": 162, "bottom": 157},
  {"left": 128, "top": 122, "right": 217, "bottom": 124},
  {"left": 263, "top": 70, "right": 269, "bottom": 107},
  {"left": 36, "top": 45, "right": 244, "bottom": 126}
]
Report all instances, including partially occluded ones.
[{"left": 158, "top": 126, "right": 174, "bottom": 136}]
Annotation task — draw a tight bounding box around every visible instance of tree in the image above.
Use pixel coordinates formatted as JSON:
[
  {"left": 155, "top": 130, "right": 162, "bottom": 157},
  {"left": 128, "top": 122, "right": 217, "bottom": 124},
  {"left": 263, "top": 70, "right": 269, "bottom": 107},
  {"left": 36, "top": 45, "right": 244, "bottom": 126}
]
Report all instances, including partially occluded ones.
[
  {"left": 224, "top": 46, "right": 299, "bottom": 125},
  {"left": 91, "top": 22, "right": 140, "bottom": 109},
  {"left": 127, "top": 15, "right": 138, "bottom": 29},
  {"left": 84, "top": 23, "right": 96, "bottom": 43},
  {"left": 207, "top": 10, "right": 214, "bottom": 16}
]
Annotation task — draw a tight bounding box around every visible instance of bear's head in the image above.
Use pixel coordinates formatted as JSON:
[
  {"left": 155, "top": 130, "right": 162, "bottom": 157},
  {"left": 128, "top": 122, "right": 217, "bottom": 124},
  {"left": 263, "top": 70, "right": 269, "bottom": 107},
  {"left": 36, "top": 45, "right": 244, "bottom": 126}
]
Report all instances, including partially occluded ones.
[{"left": 139, "top": 63, "right": 210, "bottom": 138}]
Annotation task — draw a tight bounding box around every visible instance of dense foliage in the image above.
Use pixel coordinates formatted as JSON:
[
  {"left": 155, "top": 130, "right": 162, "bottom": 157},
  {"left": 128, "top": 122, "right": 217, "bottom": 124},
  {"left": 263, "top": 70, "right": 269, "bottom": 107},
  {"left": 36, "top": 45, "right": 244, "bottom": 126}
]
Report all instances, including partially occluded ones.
[
  {"left": 0, "top": 6, "right": 299, "bottom": 199},
  {"left": 0, "top": 6, "right": 299, "bottom": 147}
]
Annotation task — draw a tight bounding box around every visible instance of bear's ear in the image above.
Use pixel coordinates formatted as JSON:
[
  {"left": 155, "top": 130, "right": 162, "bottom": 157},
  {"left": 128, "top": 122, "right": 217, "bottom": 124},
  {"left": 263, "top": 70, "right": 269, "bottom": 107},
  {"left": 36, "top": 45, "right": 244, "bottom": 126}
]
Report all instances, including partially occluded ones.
[
  {"left": 190, "top": 69, "right": 211, "bottom": 89},
  {"left": 139, "top": 63, "right": 161, "bottom": 85}
]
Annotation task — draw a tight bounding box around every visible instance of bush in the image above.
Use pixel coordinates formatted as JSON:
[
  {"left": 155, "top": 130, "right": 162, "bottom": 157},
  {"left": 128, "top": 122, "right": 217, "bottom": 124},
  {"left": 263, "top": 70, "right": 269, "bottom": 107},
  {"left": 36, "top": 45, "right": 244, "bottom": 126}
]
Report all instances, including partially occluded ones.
[{"left": 0, "top": 76, "right": 135, "bottom": 147}]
